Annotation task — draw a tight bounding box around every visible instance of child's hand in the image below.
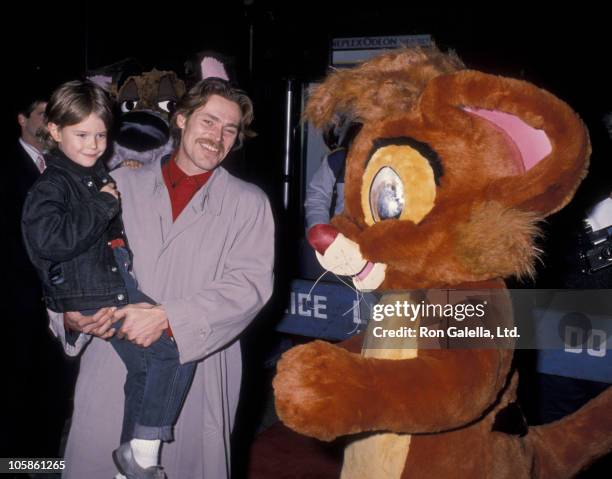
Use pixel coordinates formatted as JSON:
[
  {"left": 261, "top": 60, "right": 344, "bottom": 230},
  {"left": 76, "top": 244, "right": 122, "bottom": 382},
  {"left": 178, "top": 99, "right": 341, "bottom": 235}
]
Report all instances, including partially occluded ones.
[{"left": 100, "top": 182, "right": 119, "bottom": 199}]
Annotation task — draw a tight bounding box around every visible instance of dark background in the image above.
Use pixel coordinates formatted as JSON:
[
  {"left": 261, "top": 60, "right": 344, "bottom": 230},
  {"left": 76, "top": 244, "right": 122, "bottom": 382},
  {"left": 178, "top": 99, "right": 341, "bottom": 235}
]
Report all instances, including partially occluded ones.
[
  {"left": 5, "top": 3, "right": 611, "bottom": 231},
  {"left": 5, "top": 3, "right": 611, "bottom": 206},
  {"left": 3, "top": 2, "right": 611, "bottom": 477}
]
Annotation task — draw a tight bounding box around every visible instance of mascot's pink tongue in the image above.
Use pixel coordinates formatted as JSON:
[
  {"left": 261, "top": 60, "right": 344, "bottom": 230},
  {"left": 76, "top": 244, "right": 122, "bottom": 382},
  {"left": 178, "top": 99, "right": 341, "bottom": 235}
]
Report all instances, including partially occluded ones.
[{"left": 355, "top": 261, "right": 375, "bottom": 281}]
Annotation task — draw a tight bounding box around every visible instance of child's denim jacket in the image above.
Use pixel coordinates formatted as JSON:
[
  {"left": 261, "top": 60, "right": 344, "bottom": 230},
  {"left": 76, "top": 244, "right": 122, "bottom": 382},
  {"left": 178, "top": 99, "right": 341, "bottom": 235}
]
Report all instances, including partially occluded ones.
[{"left": 22, "top": 149, "right": 131, "bottom": 312}]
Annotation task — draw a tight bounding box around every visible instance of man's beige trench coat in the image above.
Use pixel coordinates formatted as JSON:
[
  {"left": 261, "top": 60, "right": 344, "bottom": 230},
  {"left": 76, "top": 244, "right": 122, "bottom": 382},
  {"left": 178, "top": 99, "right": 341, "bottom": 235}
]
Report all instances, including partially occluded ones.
[{"left": 49, "top": 159, "right": 274, "bottom": 478}]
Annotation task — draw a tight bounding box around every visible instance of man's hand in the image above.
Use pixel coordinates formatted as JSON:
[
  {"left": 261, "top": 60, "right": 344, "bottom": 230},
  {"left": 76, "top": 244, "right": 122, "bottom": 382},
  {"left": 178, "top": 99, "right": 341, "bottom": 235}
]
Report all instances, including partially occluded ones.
[
  {"left": 64, "top": 307, "right": 118, "bottom": 339},
  {"left": 114, "top": 304, "right": 170, "bottom": 347}
]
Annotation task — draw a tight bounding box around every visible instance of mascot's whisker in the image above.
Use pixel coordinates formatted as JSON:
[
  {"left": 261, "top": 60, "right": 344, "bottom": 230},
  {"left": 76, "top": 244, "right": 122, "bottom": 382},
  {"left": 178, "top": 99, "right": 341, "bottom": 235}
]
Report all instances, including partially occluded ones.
[
  {"left": 305, "top": 269, "right": 335, "bottom": 302},
  {"left": 305, "top": 258, "right": 358, "bottom": 302},
  {"left": 305, "top": 268, "right": 370, "bottom": 329}
]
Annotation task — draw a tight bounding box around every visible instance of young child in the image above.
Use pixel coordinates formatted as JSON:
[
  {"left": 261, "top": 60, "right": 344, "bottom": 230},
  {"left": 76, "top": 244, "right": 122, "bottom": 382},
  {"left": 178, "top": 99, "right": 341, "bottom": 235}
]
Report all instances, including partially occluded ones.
[{"left": 22, "top": 80, "right": 195, "bottom": 479}]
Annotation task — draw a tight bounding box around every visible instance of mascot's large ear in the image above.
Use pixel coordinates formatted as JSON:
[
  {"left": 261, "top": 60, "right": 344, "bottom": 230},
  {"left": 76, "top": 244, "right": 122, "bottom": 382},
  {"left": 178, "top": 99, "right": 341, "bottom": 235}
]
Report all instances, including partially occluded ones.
[{"left": 419, "top": 71, "right": 591, "bottom": 216}]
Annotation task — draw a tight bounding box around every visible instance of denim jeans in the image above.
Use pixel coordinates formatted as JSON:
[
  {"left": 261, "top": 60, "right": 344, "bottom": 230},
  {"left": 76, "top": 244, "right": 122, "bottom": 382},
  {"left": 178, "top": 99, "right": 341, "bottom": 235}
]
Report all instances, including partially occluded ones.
[{"left": 83, "top": 247, "right": 197, "bottom": 443}]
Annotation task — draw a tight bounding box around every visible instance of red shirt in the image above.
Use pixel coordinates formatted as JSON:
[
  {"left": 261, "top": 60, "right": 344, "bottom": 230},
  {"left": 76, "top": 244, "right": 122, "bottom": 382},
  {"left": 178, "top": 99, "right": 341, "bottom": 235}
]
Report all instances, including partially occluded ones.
[
  {"left": 162, "top": 156, "right": 213, "bottom": 221},
  {"left": 161, "top": 156, "right": 213, "bottom": 337}
]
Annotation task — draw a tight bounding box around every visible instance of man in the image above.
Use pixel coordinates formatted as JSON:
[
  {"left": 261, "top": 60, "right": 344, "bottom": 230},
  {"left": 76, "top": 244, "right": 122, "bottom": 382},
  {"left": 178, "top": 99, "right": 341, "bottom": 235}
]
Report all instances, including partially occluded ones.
[
  {"left": 8, "top": 98, "right": 47, "bottom": 260},
  {"left": 51, "top": 78, "right": 274, "bottom": 478},
  {"left": 7, "top": 97, "right": 48, "bottom": 288},
  {"left": 17, "top": 98, "right": 47, "bottom": 168}
]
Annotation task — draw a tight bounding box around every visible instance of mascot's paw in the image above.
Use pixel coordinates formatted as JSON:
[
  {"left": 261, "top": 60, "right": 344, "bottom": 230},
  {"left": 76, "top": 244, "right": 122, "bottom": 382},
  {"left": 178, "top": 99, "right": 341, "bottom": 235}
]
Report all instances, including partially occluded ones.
[{"left": 273, "top": 340, "right": 374, "bottom": 441}]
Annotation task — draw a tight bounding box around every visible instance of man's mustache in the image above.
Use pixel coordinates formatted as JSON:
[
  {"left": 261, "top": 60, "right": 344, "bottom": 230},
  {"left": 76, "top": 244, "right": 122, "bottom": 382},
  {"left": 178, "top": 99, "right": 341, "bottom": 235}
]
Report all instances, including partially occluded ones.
[{"left": 197, "top": 138, "right": 224, "bottom": 155}]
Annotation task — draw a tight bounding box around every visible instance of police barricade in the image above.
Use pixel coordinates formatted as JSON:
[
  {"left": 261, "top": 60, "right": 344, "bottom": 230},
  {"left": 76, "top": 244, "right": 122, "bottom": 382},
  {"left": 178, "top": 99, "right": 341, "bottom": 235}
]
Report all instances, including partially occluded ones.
[
  {"left": 527, "top": 290, "right": 612, "bottom": 383},
  {"left": 276, "top": 279, "right": 373, "bottom": 340}
]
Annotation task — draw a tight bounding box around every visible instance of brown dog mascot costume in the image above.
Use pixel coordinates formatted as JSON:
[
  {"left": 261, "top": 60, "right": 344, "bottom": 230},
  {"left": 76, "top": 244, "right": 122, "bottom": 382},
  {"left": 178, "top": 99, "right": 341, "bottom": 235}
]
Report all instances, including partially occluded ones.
[{"left": 273, "top": 47, "right": 612, "bottom": 478}]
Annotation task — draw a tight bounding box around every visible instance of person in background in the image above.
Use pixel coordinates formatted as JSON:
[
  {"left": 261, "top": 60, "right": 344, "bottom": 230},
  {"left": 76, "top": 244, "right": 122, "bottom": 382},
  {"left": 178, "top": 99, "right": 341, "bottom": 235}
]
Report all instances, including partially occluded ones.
[
  {"left": 299, "top": 118, "right": 360, "bottom": 281},
  {"left": 304, "top": 118, "right": 361, "bottom": 231},
  {"left": 3, "top": 91, "right": 78, "bottom": 460}
]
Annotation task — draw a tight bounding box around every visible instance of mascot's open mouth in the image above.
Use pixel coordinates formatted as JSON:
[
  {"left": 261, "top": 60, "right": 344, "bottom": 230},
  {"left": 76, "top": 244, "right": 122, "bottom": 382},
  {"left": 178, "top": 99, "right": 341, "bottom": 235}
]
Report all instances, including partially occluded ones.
[
  {"left": 355, "top": 261, "right": 375, "bottom": 281},
  {"left": 117, "top": 111, "right": 170, "bottom": 152},
  {"left": 308, "top": 224, "right": 387, "bottom": 290},
  {"left": 353, "top": 261, "right": 386, "bottom": 291}
]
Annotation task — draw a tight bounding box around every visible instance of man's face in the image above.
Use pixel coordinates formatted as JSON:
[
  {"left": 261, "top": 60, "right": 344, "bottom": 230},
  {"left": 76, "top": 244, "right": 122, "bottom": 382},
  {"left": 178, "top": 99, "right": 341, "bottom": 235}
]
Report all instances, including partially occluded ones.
[
  {"left": 175, "top": 94, "right": 241, "bottom": 175},
  {"left": 18, "top": 101, "right": 47, "bottom": 145}
]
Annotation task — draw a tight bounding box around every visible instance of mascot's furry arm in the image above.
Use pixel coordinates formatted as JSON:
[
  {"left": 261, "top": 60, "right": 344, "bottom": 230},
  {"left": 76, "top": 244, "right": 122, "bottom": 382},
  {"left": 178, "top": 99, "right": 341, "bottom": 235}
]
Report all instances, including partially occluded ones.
[
  {"left": 275, "top": 340, "right": 511, "bottom": 440},
  {"left": 273, "top": 48, "right": 611, "bottom": 479}
]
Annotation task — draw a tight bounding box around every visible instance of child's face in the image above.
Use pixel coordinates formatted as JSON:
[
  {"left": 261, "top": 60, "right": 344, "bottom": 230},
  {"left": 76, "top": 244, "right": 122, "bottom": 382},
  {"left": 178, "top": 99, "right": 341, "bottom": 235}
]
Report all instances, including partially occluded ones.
[{"left": 48, "top": 113, "right": 108, "bottom": 167}]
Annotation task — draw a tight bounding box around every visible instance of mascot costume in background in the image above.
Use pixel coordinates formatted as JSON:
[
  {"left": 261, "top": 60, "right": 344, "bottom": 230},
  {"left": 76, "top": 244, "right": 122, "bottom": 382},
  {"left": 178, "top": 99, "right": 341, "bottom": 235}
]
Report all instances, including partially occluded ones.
[
  {"left": 88, "top": 56, "right": 229, "bottom": 170},
  {"left": 273, "top": 47, "right": 612, "bottom": 478},
  {"left": 108, "top": 68, "right": 185, "bottom": 169}
]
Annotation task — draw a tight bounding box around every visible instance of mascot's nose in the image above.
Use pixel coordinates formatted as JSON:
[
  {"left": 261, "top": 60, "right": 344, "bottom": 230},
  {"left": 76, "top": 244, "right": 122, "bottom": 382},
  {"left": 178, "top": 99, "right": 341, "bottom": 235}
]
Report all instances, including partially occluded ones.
[{"left": 307, "top": 224, "right": 339, "bottom": 255}]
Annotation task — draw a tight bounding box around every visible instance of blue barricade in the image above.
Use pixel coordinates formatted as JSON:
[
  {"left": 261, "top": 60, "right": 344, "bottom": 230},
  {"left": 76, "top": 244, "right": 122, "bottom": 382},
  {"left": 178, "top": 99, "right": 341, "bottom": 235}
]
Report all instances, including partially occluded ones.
[
  {"left": 276, "top": 279, "right": 371, "bottom": 340},
  {"left": 534, "top": 306, "right": 611, "bottom": 383}
]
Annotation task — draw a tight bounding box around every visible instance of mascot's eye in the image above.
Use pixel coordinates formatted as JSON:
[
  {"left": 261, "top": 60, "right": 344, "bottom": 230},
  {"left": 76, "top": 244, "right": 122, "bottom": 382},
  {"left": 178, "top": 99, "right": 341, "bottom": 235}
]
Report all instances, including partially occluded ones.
[
  {"left": 121, "top": 100, "right": 138, "bottom": 113},
  {"left": 158, "top": 100, "right": 176, "bottom": 113},
  {"left": 361, "top": 141, "right": 439, "bottom": 226},
  {"left": 369, "top": 167, "right": 405, "bottom": 222}
]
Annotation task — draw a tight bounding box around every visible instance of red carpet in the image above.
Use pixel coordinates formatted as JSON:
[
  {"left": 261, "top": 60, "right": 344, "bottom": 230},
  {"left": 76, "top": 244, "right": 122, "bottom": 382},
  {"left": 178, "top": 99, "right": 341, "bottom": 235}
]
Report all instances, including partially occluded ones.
[{"left": 248, "top": 422, "right": 343, "bottom": 479}]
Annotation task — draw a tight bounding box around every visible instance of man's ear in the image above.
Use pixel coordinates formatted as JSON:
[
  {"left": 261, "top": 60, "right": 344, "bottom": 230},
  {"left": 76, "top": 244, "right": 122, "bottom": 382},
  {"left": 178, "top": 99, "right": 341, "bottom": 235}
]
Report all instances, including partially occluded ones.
[
  {"left": 47, "top": 122, "right": 62, "bottom": 142},
  {"left": 176, "top": 113, "right": 186, "bottom": 130},
  {"left": 419, "top": 71, "right": 590, "bottom": 217},
  {"left": 17, "top": 113, "right": 27, "bottom": 128}
]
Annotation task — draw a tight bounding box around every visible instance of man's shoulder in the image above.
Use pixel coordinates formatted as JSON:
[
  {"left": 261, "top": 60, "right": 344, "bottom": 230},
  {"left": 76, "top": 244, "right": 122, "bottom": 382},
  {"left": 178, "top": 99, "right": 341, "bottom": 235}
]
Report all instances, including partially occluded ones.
[
  {"left": 9, "top": 141, "right": 36, "bottom": 175},
  {"left": 222, "top": 169, "right": 269, "bottom": 203},
  {"left": 14, "top": 140, "right": 29, "bottom": 159}
]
